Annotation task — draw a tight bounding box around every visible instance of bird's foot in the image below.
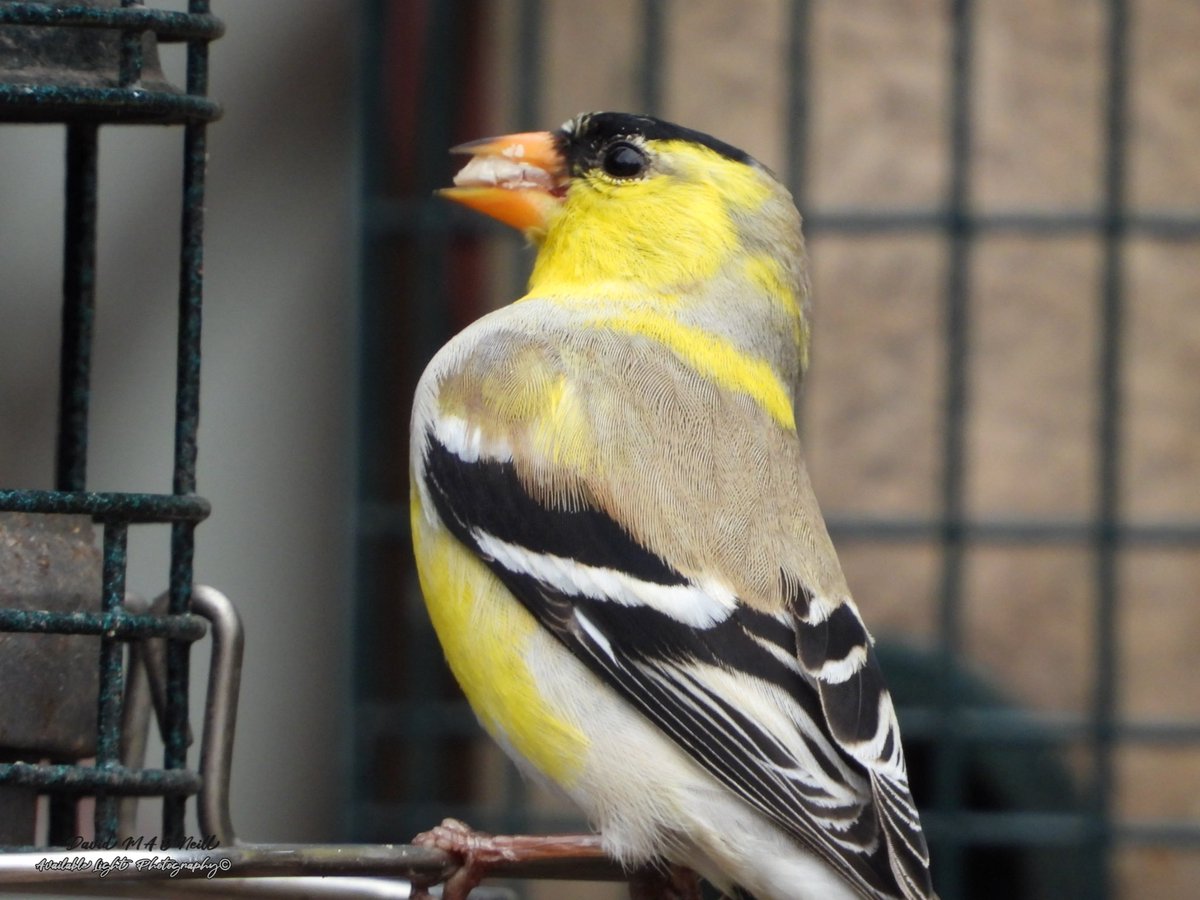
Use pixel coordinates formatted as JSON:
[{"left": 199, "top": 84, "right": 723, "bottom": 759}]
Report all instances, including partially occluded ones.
[
  {"left": 411, "top": 818, "right": 606, "bottom": 899},
  {"left": 628, "top": 862, "right": 703, "bottom": 900}
]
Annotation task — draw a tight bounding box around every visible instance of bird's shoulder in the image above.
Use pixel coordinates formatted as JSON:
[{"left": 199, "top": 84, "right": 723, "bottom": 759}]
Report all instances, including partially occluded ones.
[{"left": 414, "top": 298, "right": 849, "bottom": 607}]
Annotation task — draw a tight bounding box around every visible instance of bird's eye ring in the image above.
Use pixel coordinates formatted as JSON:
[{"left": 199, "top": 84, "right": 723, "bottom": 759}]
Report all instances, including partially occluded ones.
[{"left": 601, "top": 141, "right": 648, "bottom": 179}]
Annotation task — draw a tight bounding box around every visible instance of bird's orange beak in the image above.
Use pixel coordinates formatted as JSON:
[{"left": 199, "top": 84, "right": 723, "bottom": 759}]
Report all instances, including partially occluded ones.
[{"left": 439, "top": 131, "right": 567, "bottom": 236}]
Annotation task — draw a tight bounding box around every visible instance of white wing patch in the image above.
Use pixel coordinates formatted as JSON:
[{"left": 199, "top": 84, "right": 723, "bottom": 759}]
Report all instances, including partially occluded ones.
[
  {"left": 574, "top": 609, "right": 618, "bottom": 664},
  {"left": 810, "top": 644, "right": 870, "bottom": 685},
  {"left": 845, "top": 691, "right": 908, "bottom": 781},
  {"left": 474, "top": 530, "right": 737, "bottom": 629},
  {"left": 433, "top": 414, "right": 513, "bottom": 463},
  {"left": 804, "top": 592, "right": 841, "bottom": 626},
  {"left": 671, "top": 661, "right": 867, "bottom": 803}
]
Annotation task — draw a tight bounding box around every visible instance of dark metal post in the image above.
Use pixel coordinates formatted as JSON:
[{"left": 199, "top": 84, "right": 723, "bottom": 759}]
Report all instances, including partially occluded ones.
[
  {"left": 514, "top": 0, "right": 542, "bottom": 131},
  {"left": 638, "top": 0, "right": 664, "bottom": 116},
  {"left": 164, "top": 0, "right": 213, "bottom": 844},
  {"left": 56, "top": 124, "right": 99, "bottom": 493},
  {"left": 784, "top": 0, "right": 811, "bottom": 207},
  {"left": 1088, "top": 1, "right": 1130, "bottom": 896},
  {"left": 935, "top": 0, "right": 974, "bottom": 896},
  {"left": 95, "top": 521, "right": 129, "bottom": 841}
]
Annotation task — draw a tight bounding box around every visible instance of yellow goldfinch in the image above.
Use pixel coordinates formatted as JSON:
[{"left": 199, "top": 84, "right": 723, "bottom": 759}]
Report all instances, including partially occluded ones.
[{"left": 410, "top": 112, "right": 934, "bottom": 900}]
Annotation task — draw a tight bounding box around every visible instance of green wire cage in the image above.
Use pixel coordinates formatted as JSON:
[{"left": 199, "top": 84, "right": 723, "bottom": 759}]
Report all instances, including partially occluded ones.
[{"left": 0, "top": 0, "right": 222, "bottom": 850}]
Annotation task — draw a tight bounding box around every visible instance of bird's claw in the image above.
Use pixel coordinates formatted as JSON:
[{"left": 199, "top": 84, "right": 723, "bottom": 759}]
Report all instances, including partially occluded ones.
[{"left": 411, "top": 818, "right": 517, "bottom": 899}]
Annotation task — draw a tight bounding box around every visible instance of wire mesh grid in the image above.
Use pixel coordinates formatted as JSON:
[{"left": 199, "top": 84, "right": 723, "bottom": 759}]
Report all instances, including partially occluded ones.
[
  {"left": 0, "top": 0, "right": 221, "bottom": 851},
  {"left": 353, "top": 1, "right": 1200, "bottom": 898}
]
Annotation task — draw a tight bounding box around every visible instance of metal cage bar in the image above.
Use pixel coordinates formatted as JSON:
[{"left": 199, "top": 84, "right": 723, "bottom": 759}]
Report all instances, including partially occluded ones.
[
  {"left": 164, "top": 0, "right": 215, "bottom": 847},
  {"left": 1086, "top": 1, "right": 1131, "bottom": 896},
  {"left": 930, "top": 2, "right": 974, "bottom": 894},
  {"left": 56, "top": 123, "right": 99, "bottom": 493}
]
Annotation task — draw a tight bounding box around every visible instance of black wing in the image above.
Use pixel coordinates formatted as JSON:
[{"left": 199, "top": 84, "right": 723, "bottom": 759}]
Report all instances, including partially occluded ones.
[{"left": 420, "top": 430, "right": 932, "bottom": 898}]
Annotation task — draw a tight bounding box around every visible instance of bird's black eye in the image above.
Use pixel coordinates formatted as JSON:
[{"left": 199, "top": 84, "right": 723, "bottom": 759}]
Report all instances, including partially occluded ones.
[{"left": 601, "top": 141, "right": 648, "bottom": 179}]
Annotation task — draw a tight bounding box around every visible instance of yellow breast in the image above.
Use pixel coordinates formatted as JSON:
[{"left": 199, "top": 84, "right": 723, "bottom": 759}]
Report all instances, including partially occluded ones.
[{"left": 410, "top": 488, "right": 589, "bottom": 785}]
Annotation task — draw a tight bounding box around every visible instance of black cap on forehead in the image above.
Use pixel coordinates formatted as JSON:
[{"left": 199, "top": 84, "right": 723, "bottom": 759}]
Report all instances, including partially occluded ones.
[{"left": 556, "top": 112, "right": 756, "bottom": 169}]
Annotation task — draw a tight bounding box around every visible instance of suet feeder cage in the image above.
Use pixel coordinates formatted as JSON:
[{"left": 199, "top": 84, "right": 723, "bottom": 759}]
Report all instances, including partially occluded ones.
[{"left": 0, "top": 0, "right": 227, "bottom": 851}]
